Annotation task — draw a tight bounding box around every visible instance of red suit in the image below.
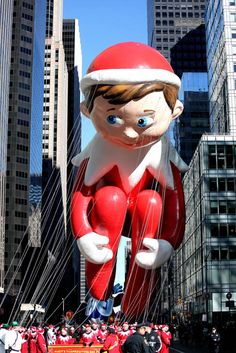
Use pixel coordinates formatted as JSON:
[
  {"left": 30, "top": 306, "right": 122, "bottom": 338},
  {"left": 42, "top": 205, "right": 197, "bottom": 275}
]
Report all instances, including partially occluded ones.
[
  {"left": 28, "top": 334, "right": 47, "bottom": 353},
  {"left": 118, "top": 330, "right": 132, "bottom": 346},
  {"left": 80, "top": 331, "right": 96, "bottom": 346},
  {"left": 160, "top": 331, "right": 172, "bottom": 353},
  {"left": 21, "top": 332, "right": 29, "bottom": 353},
  {"left": 97, "top": 329, "right": 108, "bottom": 343},
  {"left": 55, "top": 334, "right": 74, "bottom": 345},
  {"left": 102, "top": 333, "right": 119, "bottom": 353},
  {"left": 71, "top": 134, "right": 187, "bottom": 318}
]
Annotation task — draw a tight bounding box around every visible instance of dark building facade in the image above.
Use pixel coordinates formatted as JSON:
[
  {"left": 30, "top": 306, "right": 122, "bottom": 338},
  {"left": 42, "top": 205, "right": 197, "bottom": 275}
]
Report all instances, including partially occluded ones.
[
  {"left": 3, "top": 0, "right": 46, "bottom": 322},
  {"left": 62, "top": 19, "right": 82, "bottom": 310},
  {"left": 147, "top": 0, "right": 205, "bottom": 61},
  {"left": 174, "top": 73, "right": 210, "bottom": 165},
  {"left": 0, "top": 0, "right": 13, "bottom": 294},
  {"left": 171, "top": 24, "right": 207, "bottom": 78}
]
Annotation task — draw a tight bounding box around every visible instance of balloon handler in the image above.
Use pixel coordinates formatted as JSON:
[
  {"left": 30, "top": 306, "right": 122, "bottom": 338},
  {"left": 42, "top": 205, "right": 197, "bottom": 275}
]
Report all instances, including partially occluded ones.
[{"left": 71, "top": 42, "right": 188, "bottom": 318}]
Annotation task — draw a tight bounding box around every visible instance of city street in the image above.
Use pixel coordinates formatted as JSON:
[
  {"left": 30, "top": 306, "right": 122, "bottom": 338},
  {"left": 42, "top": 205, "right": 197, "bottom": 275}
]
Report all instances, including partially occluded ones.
[{"left": 170, "top": 341, "right": 208, "bottom": 353}]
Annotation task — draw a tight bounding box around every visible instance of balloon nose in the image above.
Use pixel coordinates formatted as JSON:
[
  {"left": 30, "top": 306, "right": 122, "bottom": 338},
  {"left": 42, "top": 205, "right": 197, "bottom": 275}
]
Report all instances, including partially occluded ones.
[{"left": 123, "top": 128, "right": 139, "bottom": 139}]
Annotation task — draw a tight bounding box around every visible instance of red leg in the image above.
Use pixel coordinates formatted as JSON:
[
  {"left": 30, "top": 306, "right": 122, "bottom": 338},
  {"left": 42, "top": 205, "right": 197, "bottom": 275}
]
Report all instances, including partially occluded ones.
[
  {"left": 86, "top": 186, "right": 127, "bottom": 300},
  {"left": 122, "top": 189, "right": 162, "bottom": 318}
]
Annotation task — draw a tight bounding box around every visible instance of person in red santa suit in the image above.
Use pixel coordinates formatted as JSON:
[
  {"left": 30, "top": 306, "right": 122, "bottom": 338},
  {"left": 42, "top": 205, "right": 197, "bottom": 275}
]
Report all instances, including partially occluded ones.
[
  {"left": 80, "top": 324, "right": 96, "bottom": 346},
  {"left": 71, "top": 42, "right": 188, "bottom": 319},
  {"left": 97, "top": 323, "right": 108, "bottom": 343},
  {"left": 90, "top": 321, "right": 100, "bottom": 343},
  {"left": 19, "top": 327, "right": 29, "bottom": 353},
  {"left": 28, "top": 326, "right": 47, "bottom": 353},
  {"left": 160, "top": 325, "right": 172, "bottom": 353},
  {"left": 118, "top": 322, "right": 132, "bottom": 346},
  {"left": 100, "top": 327, "right": 119, "bottom": 353},
  {"left": 55, "top": 327, "right": 73, "bottom": 345}
]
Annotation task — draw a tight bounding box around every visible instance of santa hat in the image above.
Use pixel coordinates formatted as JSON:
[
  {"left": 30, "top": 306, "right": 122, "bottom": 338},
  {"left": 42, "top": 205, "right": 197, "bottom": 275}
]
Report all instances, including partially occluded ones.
[
  {"left": 123, "top": 322, "right": 129, "bottom": 326},
  {"left": 37, "top": 327, "right": 44, "bottom": 334},
  {"left": 101, "top": 324, "right": 106, "bottom": 328},
  {"left": 85, "top": 324, "right": 91, "bottom": 328},
  {"left": 81, "top": 42, "right": 181, "bottom": 95}
]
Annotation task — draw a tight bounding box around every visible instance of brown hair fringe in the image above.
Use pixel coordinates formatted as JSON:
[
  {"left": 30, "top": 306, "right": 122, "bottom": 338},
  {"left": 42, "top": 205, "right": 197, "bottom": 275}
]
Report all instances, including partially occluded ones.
[{"left": 84, "top": 83, "right": 179, "bottom": 113}]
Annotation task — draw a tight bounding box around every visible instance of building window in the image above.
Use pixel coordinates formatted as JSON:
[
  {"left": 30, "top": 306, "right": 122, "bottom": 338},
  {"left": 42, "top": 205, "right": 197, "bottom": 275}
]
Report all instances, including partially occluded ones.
[
  {"left": 230, "top": 0, "right": 236, "bottom": 5},
  {"left": 229, "top": 249, "right": 236, "bottom": 259},
  {"left": 19, "top": 70, "right": 30, "bottom": 78},
  {"left": 231, "top": 13, "right": 236, "bottom": 22},
  {"left": 18, "top": 107, "right": 30, "bottom": 115},
  {"left": 20, "top": 47, "right": 32, "bottom": 55},
  {"left": 17, "top": 144, "right": 28, "bottom": 152},
  {"left": 211, "top": 249, "right": 220, "bottom": 260},
  {"left": 210, "top": 200, "right": 236, "bottom": 214},
  {"left": 17, "top": 119, "right": 29, "bottom": 127},
  {"left": 208, "top": 177, "right": 236, "bottom": 193},
  {"left": 19, "top": 82, "right": 30, "bottom": 90},
  {"left": 21, "top": 35, "right": 32, "bottom": 43},
  {"left": 22, "top": 13, "right": 33, "bottom": 21},
  {"left": 209, "top": 178, "right": 217, "bottom": 191},
  {"left": 232, "top": 29, "right": 236, "bottom": 39},
  {"left": 19, "top": 94, "right": 30, "bottom": 102},
  {"left": 20, "top": 58, "right": 31, "bottom": 67},
  {"left": 22, "top": 1, "right": 34, "bottom": 10},
  {"left": 21, "top": 24, "right": 32, "bottom": 32},
  {"left": 208, "top": 145, "right": 235, "bottom": 169}
]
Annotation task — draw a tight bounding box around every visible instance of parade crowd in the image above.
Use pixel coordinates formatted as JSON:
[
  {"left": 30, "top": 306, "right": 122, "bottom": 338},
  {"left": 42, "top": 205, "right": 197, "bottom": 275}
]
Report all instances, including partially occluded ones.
[
  {"left": 1, "top": 319, "right": 235, "bottom": 353},
  {"left": 0, "top": 321, "right": 172, "bottom": 353}
]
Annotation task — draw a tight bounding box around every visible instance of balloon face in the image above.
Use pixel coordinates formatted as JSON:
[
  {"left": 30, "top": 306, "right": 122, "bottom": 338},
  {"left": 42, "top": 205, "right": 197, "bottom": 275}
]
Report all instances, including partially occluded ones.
[{"left": 84, "top": 91, "right": 183, "bottom": 150}]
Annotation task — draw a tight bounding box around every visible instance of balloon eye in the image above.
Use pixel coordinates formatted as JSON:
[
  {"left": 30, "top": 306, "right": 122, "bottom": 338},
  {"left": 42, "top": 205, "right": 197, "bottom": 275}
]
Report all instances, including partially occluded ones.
[
  {"left": 137, "top": 116, "right": 153, "bottom": 128},
  {"left": 137, "top": 117, "right": 148, "bottom": 127},
  {"left": 107, "top": 115, "right": 117, "bottom": 124}
]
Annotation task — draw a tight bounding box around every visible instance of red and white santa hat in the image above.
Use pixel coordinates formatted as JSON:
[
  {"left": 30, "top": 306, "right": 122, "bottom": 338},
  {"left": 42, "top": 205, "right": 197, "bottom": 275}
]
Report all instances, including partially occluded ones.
[{"left": 81, "top": 42, "right": 181, "bottom": 95}]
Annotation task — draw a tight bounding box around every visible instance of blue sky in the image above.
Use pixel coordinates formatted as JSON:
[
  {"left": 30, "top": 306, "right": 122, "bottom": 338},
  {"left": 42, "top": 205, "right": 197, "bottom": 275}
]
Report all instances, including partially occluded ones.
[{"left": 63, "top": 0, "right": 147, "bottom": 148}]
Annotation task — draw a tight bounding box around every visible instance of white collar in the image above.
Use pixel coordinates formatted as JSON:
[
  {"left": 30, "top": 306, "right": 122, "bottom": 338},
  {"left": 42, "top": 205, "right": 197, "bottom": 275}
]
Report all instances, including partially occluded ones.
[{"left": 72, "top": 134, "right": 188, "bottom": 194}]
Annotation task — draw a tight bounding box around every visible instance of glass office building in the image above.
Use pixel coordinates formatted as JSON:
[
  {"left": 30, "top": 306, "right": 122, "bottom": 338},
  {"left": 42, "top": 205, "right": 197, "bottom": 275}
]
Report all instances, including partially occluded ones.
[
  {"left": 5, "top": 0, "right": 46, "bottom": 299},
  {"left": 0, "top": 0, "right": 13, "bottom": 293},
  {"left": 206, "top": 0, "right": 236, "bottom": 134},
  {"left": 147, "top": 0, "right": 205, "bottom": 61},
  {"left": 173, "top": 135, "right": 236, "bottom": 323}
]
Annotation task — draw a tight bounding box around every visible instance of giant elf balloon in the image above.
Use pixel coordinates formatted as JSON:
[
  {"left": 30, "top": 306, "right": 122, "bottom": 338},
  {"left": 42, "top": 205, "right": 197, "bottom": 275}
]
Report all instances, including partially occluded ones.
[{"left": 71, "top": 42, "right": 188, "bottom": 318}]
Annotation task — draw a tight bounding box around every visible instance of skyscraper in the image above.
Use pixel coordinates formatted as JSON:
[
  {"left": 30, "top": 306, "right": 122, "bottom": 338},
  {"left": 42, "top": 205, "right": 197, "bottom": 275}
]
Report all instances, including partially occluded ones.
[
  {"left": 206, "top": 0, "right": 236, "bottom": 134},
  {"left": 63, "top": 18, "right": 82, "bottom": 308},
  {"left": 0, "top": 0, "right": 14, "bottom": 294},
  {"left": 40, "top": 0, "right": 69, "bottom": 319},
  {"left": 63, "top": 19, "right": 82, "bottom": 165},
  {"left": 42, "top": 0, "right": 68, "bottom": 224},
  {"left": 171, "top": 0, "right": 236, "bottom": 324},
  {"left": 147, "top": 0, "right": 205, "bottom": 61},
  {"left": 5, "top": 0, "right": 46, "bottom": 304}
]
